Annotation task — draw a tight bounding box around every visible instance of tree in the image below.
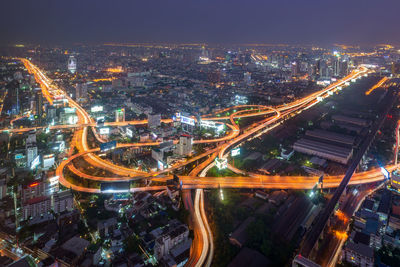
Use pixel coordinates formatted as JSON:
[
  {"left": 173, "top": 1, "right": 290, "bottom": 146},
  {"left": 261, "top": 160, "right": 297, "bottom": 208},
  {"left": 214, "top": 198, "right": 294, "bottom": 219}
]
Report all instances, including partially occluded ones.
[{"left": 124, "top": 235, "right": 141, "bottom": 254}]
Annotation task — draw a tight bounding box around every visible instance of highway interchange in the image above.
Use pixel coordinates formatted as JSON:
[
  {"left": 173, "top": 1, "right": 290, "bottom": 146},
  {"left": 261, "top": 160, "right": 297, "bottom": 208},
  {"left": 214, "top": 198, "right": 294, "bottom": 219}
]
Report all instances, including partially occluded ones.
[{"left": 17, "top": 58, "right": 393, "bottom": 266}]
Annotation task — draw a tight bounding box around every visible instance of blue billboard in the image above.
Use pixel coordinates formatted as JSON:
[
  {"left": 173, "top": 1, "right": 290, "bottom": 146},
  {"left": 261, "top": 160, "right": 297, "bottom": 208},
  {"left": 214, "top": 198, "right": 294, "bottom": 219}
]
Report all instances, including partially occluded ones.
[{"left": 100, "top": 140, "right": 117, "bottom": 152}]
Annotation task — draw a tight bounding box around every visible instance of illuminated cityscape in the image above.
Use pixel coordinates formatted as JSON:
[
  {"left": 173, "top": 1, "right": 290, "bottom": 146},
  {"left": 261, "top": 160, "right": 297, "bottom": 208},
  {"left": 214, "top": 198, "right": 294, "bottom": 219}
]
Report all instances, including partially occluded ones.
[{"left": 1, "top": 1, "right": 400, "bottom": 267}]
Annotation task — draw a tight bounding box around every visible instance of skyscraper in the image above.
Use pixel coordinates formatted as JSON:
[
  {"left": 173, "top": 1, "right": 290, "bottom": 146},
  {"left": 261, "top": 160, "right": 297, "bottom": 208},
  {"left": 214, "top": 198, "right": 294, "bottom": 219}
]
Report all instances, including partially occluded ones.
[
  {"left": 333, "top": 57, "right": 341, "bottom": 77},
  {"left": 175, "top": 134, "right": 193, "bottom": 156},
  {"left": 35, "top": 88, "right": 43, "bottom": 125},
  {"left": 115, "top": 108, "right": 125, "bottom": 122},
  {"left": 291, "top": 61, "right": 299, "bottom": 77},
  {"left": 75, "top": 83, "right": 88, "bottom": 102},
  {"left": 68, "top": 56, "right": 77, "bottom": 74},
  {"left": 244, "top": 72, "right": 252, "bottom": 85}
]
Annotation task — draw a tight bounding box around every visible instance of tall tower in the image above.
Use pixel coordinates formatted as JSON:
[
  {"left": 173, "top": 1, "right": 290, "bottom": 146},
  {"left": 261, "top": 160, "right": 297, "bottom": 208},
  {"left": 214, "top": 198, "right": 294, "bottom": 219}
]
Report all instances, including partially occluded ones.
[
  {"left": 291, "top": 61, "right": 300, "bottom": 77},
  {"left": 75, "top": 83, "right": 88, "bottom": 102},
  {"left": 333, "top": 57, "right": 341, "bottom": 77},
  {"left": 35, "top": 88, "right": 43, "bottom": 125},
  {"left": 115, "top": 108, "right": 125, "bottom": 122},
  {"left": 68, "top": 56, "right": 77, "bottom": 74}
]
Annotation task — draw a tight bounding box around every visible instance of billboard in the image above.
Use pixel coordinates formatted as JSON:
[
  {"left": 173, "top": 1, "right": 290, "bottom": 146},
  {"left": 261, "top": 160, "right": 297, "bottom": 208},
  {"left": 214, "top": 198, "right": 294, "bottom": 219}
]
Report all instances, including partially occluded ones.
[
  {"left": 231, "top": 147, "right": 240, "bottom": 157},
  {"left": 91, "top": 105, "right": 103, "bottom": 112},
  {"left": 31, "top": 155, "right": 40, "bottom": 169},
  {"left": 215, "top": 157, "right": 228, "bottom": 170},
  {"left": 381, "top": 167, "right": 390, "bottom": 179},
  {"left": 200, "top": 120, "right": 216, "bottom": 128},
  {"left": 181, "top": 116, "right": 195, "bottom": 126},
  {"left": 126, "top": 128, "right": 133, "bottom": 138},
  {"left": 101, "top": 182, "right": 130, "bottom": 193},
  {"left": 42, "top": 154, "right": 55, "bottom": 169},
  {"left": 64, "top": 107, "right": 76, "bottom": 114},
  {"left": 100, "top": 140, "right": 117, "bottom": 152},
  {"left": 99, "top": 128, "right": 110, "bottom": 135},
  {"left": 157, "top": 160, "right": 166, "bottom": 171}
]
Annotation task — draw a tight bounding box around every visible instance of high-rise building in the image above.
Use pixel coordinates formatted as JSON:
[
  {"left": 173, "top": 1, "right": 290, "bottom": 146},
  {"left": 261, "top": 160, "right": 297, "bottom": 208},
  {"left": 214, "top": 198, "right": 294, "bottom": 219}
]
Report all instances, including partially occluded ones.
[
  {"left": 115, "top": 108, "right": 125, "bottom": 122},
  {"left": 392, "top": 62, "right": 400, "bottom": 77},
  {"left": 26, "top": 146, "right": 38, "bottom": 168},
  {"left": 75, "top": 83, "right": 88, "bottom": 102},
  {"left": 35, "top": 88, "right": 43, "bottom": 125},
  {"left": 148, "top": 113, "right": 161, "bottom": 128},
  {"left": 26, "top": 132, "right": 38, "bottom": 168},
  {"left": 244, "top": 72, "right": 252, "bottom": 85},
  {"left": 175, "top": 134, "right": 193, "bottom": 156},
  {"left": 67, "top": 56, "right": 77, "bottom": 74},
  {"left": 333, "top": 57, "right": 341, "bottom": 77},
  {"left": 291, "top": 61, "right": 299, "bottom": 76}
]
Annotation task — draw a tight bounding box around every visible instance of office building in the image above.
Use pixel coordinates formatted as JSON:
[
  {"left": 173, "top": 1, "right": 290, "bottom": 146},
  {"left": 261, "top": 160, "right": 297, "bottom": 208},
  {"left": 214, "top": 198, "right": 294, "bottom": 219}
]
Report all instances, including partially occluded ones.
[
  {"left": 244, "top": 72, "right": 251, "bottom": 85},
  {"left": 154, "top": 221, "right": 190, "bottom": 260},
  {"left": 35, "top": 88, "right": 43, "bottom": 125},
  {"left": 175, "top": 134, "right": 193, "bottom": 156},
  {"left": 291, "top": 61, "right": 300, "bottom": 76},
  {"left": 392, "top": 62, "right": 400, "bottom": 76},
  {"left": 115, "top": 108, "right": 125, "bottom": 122},
  {"left": 342, "top": 241, "right": 374, "bottom": 267},
  {"left": 67, "top": 56, "right": 77, "bottom": 74},
  {"left": 148, "top": 113, "right": 161, "bottom": 128},
  {"left": 21, "top": 189, "right": 74, "bottom": 222},
  {"left": 391, "top": 169, "right": 400, "bottom": 190},
  {"left": 26, "top": 145, "right": 38, "bottom": 168},
  {"left": 0, "top": 179, "right": 7, "bottom": 200},
  {"left": 75, "top": 83, "right": 87, "bottom": 102}
]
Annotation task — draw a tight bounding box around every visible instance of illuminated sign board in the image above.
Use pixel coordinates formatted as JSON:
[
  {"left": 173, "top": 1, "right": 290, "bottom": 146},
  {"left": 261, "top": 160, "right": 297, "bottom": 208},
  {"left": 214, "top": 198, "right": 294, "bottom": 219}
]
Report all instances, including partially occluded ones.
[
  {"left": 29, "top": 182, "right": 39, "bottom": 188},
  {"left": 31, "top": 155, "right": 40, "bottom": 169},
  {"left": 100, "top": 141, "right": 117, "bottom": 152},
  {"left": 91, "top": 105, "right": 103, "bottom": 113},
  {"left": 64, "top": 107, "right": 76, "bottom": 114},
  {"left": 53, "top": 141, "right": 65, "bottom": 152},
  {"left": 215, "top": 157, "right": 228, "bottom": 170},
  {"left": 381, "top": 167, "right": 390, "bottom": 179},
  {"left": 48, "top": 176, "right": 59, "bottom": 186},
  {"left": 157, "top": 160, "right": 166, "bottom": 171},
  {"left": 200, "top": 121, "right": 216, "bottom": 128},
  {"left": 100, "top": 182, "right": 130, "bottom": 193},
  {"left": 180, "top": 116, "right": 195, "bottom": 126},
  {"left": 15, "top": 154, "right": 24, "bottom": 160},
  {"left": 67, "top": 115, "right": 78, "bottom": 124},
  {"left": 42, "top": 154, "right": 55, "bottom": 169},
  {"left": 231, "top": 148, "right": 241, "bottom": 157},
  {"left": 126, "top": 128, "right": 133, "bottom": 138},
  {"left": 99, "top": 128, "right": 110, "bottom": 135}
]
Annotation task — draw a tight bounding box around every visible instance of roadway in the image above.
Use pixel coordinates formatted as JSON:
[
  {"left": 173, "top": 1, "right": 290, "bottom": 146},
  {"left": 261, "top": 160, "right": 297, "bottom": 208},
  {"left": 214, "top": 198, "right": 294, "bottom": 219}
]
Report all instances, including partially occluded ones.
[
  {"left": 17, "top": 58, "right": 381, "bottom": 267},
  {"left": 55, "top": 67, "right": 369, "bottom": 189},
  {"left": 15, "top": 57, "right": 372, "bottom": 194}
]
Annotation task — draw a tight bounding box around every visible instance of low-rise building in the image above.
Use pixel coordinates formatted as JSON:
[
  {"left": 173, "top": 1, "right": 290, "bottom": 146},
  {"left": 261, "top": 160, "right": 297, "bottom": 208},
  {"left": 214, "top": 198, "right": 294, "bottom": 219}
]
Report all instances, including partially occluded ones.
[
  {"left": 154, "top": 220, "right": 190, "bottom": 261},
  {"left": 342, "top": 241, "right": 374, "bottom": 267}
]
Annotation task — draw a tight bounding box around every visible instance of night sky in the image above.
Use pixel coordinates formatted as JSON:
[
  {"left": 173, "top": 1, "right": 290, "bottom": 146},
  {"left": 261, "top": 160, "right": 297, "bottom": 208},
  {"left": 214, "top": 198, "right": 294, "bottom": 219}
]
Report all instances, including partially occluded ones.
[{"left": 1, "top": 0, "right": 399, "bottom": 45}]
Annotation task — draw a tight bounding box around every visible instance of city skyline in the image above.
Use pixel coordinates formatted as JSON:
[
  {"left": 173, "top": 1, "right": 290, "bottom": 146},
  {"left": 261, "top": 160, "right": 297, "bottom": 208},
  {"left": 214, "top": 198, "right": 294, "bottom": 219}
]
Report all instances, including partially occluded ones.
[
  {"left": 1, "top": 1, "right": 400, "bottom": 266},
  {"left": 1, "top": 0, "right": 400, "bottom": 45}
]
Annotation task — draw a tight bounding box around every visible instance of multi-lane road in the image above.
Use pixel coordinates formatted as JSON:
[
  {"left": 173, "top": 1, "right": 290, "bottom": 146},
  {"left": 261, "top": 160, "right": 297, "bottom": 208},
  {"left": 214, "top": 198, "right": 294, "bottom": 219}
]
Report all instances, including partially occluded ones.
[{"left": 17, "top": 58, "right": 393, "bottom": 267}]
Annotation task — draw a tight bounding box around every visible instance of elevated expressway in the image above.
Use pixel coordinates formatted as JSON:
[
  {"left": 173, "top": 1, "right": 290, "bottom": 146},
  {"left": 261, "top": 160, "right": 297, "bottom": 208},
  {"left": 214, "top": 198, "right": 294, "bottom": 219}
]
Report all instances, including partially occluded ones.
[
  {"left": 19, "top": 59, "right": 390, "bottom": 267},
  {"left": 58, "top": 68, "right": 372, "bottom": 191},
  {"left": 17, "top": 58, "right": 378, "bottom": 193}
]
